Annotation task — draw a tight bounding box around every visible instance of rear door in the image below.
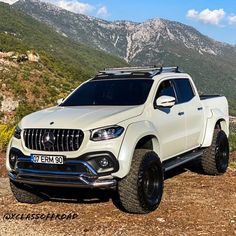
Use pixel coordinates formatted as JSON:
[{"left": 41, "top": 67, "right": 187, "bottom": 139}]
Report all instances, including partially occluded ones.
[{"left": 173, "top": 79, "right": 204, "bottom": 150}]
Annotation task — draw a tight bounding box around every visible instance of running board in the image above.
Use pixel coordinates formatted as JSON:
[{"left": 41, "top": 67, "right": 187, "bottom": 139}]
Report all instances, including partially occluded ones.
[{"left": 163, "top": 150, "right": 203, "bottom": 172}]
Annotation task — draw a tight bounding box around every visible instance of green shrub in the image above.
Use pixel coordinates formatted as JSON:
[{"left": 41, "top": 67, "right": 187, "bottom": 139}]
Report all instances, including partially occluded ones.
[
  {"left": 229, "top": 134, "right": 236, "bottom": 152},
  {"left": 229, "top": 123, "right": 236, "bottom": 152},
  {"left": 0, "top": 124, "right": 15, "bottom": 151}
]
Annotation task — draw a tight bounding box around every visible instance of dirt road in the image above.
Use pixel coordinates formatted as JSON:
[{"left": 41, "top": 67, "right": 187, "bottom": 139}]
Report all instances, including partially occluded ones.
[{"left": 0, "top": 153, "right": 236, "bottom": 236}]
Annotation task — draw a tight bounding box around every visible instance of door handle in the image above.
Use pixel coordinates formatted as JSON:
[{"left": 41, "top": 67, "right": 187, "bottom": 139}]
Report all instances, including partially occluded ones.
[
  {"left": 178, "top": 112, "right": 184, "bottom": 116},
  {"left": 197, "top": 107, "right": 203, "bottom": 111}
]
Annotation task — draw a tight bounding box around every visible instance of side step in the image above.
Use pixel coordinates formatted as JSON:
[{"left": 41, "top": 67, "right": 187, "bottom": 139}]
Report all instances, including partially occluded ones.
[{"left": 163, "top": 149, "right": 203, "bottom": 172}]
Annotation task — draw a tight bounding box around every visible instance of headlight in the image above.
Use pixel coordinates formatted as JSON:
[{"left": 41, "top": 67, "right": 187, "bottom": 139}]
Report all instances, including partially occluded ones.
[
  {"left": 14, "top": 125, "right": 22, "bottom": 139},
  {"left": 90, "top": 125, "right": 124, "bottom": 141}
]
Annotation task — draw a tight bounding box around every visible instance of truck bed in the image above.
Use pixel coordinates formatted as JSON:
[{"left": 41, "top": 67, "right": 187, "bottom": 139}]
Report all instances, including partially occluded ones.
[
  {"left": 200, "top": 95, "right": 229, "bottom": 123},
  {"left": 200, "top": 95, "right": 221, "bottom": 100}
]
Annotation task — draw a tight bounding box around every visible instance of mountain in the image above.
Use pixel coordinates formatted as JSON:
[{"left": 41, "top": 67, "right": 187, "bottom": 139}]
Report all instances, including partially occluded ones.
[
  {"left": 0, "top": 2, "right": 127, "bottom": 123},
  {"left": 13, "top": 0, "right": 236, "bottom": 115},
  {"left": 13, "top": 0, "right": 236, "bottom": 63}
]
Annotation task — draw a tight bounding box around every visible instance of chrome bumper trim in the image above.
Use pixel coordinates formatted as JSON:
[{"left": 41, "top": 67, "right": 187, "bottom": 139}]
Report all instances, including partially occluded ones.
[{"left": 8, "top": 171, "right": 117, "bottom": 189}]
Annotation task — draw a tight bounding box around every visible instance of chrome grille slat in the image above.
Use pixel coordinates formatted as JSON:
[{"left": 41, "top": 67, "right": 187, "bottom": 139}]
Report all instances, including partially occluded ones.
[
  {"left": 51, "top": 129, "right": 55, "bottom": 152},
  {"left": 26, "top": 129, "right": 30, "bottom": 149},
  {"left": 66, "top": 130, "right": 70, "bottom": 150},
  {"left": 29, "top": 129, "right": 33, "bottom": 149},
  {"left": 61, "top": 129, "right": 65, "bottom": 152},
  {"left": 39, "top": 129, "right": 43, "bottom": 150},
  {"left": 23, "top": 129, "right": 83, "bottom": 152},
  {"left": 71, "top": 130, "right": 75, "bottom": 151},
  {"left": 56, "top": 129, "right": 60, "bottom": 151},
  {"left": 78, "top": 131, "right": 81, "bottom": 150},
  {"left": 35, "top": 129, "right": 38, "bottom": 150}
]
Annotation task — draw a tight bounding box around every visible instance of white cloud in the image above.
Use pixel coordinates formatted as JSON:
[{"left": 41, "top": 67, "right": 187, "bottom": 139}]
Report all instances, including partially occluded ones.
[
  {"left": 0, "top": 0, "right": 18, "bottom": 4},
  {"left": 187, "top": 9, "right": 198, "bottom": 19},
  {"left": 96, "top": 6, "right": 109, "bottom": 18},
  {"left": 187, "top": 8, "right": 225, "bottom": 25},
  {"left": 0, "top": 0, "right": 111, "bottom": 18},
  {"left": 56, "top": 0, "right": 95, "bottom": 14},
  {"left": 228, "top": 15, "right": 236, "bottom": 25}
]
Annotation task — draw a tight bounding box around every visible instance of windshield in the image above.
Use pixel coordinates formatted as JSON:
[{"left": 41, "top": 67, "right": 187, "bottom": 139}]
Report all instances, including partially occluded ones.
[{"left": 61, "top": 79, "right": 153, "bottom": 106}]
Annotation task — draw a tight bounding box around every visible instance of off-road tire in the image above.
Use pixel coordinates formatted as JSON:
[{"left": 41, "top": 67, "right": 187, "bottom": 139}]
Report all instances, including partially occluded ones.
[
  {"left": 118, "top": 149, "right": 163, "bottom": 214},
  {"left": 10, "top": 180, "right": 45, "bottom": 204},
  {"left": 201, "top": 129, "right": 229, "bottom": 175}
]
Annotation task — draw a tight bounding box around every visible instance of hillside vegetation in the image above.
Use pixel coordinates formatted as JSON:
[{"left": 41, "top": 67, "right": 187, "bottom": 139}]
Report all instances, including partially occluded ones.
[
  {"left": 0, "top": 2, "right": 126, "bottom": 120},
  {"left": 0, "top": 2, "right": 127, "bottom": 150},
  {"left": 0, "top": 3, "right": 126, "bottom": 77},
  {"left": 230, "top": 122, "right": 236, "bottom": 153},
  {"left": 0, "top": 32, "right": 80, "bottom": 123}
]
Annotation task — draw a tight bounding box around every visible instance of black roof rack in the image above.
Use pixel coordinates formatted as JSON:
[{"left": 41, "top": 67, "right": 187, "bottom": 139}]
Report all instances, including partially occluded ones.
[{"left": 93, "top": 66, "right": 182, "bottom": 80}]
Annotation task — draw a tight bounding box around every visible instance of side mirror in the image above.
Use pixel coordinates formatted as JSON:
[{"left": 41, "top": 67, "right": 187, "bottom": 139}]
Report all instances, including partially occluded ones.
[
  {"left": 155, "top": 95, "right": 176, "bottom": 108},
  {"left": 57, "top": 98, "right": 64, "bottom": 105}
]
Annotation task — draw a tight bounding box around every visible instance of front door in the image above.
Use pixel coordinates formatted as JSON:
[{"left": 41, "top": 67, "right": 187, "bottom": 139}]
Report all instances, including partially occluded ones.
[{"left": 153, "top": 79, "right": 187, "bottom": 160}]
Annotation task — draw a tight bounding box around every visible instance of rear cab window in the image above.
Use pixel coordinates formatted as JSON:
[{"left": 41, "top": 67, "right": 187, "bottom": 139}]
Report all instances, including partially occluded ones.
[{"left": 173, "top": 79, "right": 195, "bottom": 104}]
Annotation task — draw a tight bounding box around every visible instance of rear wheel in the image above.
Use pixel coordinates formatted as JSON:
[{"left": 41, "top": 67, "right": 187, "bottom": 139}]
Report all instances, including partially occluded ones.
[
  {"left": 201, "top": 129, "right": 229, "bottom": 175},
  {"left": 10, "top": 180, "right": 45, "bottom": 204},
  {"left": 118, "top": 149, "right": 163, "bottom": 214}
]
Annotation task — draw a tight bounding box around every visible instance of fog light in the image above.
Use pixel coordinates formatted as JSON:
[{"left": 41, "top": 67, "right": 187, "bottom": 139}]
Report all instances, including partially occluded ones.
[
  {"left": 9, "top": 153, "right": 17, "bottom": 169},
  {"left": 99, "top": 157, "right": 109, "bottom": 168}
]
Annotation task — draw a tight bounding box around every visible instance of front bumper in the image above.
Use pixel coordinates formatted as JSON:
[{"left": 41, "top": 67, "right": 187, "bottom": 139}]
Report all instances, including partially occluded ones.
[
  {"left": 8, "top": 148, "right": 119, "bottom": 189},
  {"left": 8, "top": 171, "right": 117, "bottom": 188}
]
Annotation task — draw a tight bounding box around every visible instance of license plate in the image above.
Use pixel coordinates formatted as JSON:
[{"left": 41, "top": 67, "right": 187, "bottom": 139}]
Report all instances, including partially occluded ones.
[{"left": 31, "top": 154, "right": 64, "bottom": 165}]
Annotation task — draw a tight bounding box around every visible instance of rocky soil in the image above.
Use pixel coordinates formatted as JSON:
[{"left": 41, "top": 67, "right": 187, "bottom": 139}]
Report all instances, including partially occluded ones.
[{"left": 0, "top": 152, "right": 236, "bottom": 236}]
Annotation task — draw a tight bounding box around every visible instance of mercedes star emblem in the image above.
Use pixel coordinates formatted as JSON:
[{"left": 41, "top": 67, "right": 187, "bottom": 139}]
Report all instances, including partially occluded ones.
[{"left": 42, "top": 132, "right": 55, "bottom": 149}]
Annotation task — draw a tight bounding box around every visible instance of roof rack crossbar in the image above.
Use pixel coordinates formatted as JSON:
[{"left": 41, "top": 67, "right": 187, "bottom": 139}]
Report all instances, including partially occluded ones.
[
  {"left": 95, "top": 66, "right": 182, "bottom": 79},
  {"left": 101, "top": 66, "right": 181, "bottom": 74},
  {"left": 151, "top": 66, "right": 181, "bottom": 76},
  {"left": 103, "top": 65, "right": 161, "bottom": 72}
]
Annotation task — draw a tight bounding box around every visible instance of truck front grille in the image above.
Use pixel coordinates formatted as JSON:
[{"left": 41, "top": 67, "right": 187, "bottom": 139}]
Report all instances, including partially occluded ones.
[{"left": 23, "top": 129, "right": 84, "bottom": 152}]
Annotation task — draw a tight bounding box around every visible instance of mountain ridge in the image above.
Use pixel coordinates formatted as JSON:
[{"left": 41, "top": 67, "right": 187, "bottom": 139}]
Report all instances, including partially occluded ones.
[{"left": 13, "top": 0, "right": 236, "bottom": 115}]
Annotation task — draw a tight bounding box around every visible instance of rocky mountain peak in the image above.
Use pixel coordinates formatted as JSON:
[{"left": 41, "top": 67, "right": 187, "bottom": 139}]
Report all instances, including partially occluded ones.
[
  {"left": 16, "top": 0, "right": 62, "bottom": 13},
  {"left": 14, "top": 0, "right": 231, "bottom": 63}
]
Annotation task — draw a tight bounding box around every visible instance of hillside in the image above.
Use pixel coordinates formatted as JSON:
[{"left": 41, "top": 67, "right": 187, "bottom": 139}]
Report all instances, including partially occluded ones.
[
  {"left": 0, "top": 2, "right": 127, "bottom": 124},
  {"left": 13, "top": 0, "right": 236, "bottom": 115},
  {"left": 0, "top": 2, "right": 126, "bottom": 80},
  {"left": 0, "top": 33, "right": 74, "bottom": 124}
]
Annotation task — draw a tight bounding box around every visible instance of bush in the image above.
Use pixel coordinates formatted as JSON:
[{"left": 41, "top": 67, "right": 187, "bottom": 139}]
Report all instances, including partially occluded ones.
[
  {"left": 229, "top": 134, "right": 236, "bottom": 152},
  {"left": 229, "top": 123, "right": 236, "bottom": 152},
  {"left": 0, "top": 124, "right": 15, "bottom": 151}
]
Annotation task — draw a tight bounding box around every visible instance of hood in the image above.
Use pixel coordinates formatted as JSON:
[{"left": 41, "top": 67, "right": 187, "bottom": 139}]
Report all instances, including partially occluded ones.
[{"left": 21, "top": 105, "right": 144, "bottom": 130}]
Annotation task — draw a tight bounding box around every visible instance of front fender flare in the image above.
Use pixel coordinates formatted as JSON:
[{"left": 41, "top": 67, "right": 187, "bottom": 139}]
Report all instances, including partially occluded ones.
[{"left": 113, "top": 121, "right": 159, "bottom": 178}]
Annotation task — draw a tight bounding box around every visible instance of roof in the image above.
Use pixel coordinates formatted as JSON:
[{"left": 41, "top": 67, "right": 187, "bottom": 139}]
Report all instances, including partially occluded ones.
[{"left": 92, "top": 66, "right": 183, "bottom": 80}]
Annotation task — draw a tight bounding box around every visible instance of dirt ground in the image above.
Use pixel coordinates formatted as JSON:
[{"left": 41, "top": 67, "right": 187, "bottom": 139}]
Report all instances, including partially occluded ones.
[{"left": 0, "top": 152, "right": 236, "bottom": 236}]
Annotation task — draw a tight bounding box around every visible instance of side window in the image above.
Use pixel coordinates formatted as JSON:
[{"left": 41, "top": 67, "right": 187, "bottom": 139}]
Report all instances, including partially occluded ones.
[
  {"left": 156, "top": 80, "right": 176, "bottom": 98},
  {"left": 174, "top": 79, "right": 195, "bottom": 103}
]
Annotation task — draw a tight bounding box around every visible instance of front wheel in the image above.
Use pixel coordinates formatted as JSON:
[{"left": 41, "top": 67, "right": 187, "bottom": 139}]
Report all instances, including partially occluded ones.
[
  {"left": 10, "top": 180, "right": 45, "bottom": 204},
  {"left": 117, "top": 149, "right": 164, "bottom": 214},
  {"left": 201, "top": 129, "right": 229, "bottom": 175}
]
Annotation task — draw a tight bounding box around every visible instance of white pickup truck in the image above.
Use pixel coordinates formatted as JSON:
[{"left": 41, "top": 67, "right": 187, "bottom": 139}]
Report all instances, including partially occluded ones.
[{"left": 6, "top": 66, "right": 229, "bottom": 214}]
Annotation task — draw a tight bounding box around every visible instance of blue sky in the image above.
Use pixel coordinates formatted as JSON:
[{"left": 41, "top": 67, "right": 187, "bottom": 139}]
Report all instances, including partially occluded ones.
[{"left": 2, "top": 0, "right": 236, "bottom": 44}]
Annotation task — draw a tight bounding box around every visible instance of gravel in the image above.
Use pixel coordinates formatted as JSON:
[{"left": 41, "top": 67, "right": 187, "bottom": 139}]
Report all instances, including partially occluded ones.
[{"left": 0, "top": 153, "right": 236, "bottom": 235}]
